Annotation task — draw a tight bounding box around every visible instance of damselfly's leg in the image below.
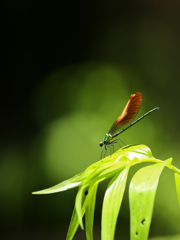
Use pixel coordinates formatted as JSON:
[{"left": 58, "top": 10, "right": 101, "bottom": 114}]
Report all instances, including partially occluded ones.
[
  {"left": 112, "top": 144, "right": 114, "bottom": 153},
  {"left": 110, "top": 138, "right": 126, "bottom": 149},
  {"left": 115, "top": 138, "right": 126, "bottom": 145},
  {"left": 107, "top": 145, "right": 112, "bottom": 156},
  {"left": 110, "top": 139, "right": 121, "bottom": 148},
  {"left": 111, "top": 141, "right": 121, "bottom": 148},
  {"left": 103, "top": 146, "right": 107, "bottom": 158},
  {"left": 100, "top": 143, "right": 116, "bottom": 159},
  {"left": 101, "top": 145, "right": 105, "bottom": 159}
]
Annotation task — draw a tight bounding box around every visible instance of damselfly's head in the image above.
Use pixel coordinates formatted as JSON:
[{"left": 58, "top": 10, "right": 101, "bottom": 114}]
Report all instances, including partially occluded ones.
[
  {"left": 99, "top": 134, "right": 112, "bottom": 147},
  {"left": 99, "top": 141, "right": 104, "bottom": 147}
]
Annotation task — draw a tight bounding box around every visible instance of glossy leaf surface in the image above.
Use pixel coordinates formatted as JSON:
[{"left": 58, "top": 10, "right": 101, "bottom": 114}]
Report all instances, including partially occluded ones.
[
  {"left": 129, "top": 160, "right": 170, "bottom": 240},
  {"left": 101, "top": 166, "right": 129, "bottom": 240}
]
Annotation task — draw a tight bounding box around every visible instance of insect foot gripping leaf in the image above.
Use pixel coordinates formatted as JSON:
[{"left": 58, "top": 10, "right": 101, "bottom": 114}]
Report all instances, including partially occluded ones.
[{"left": 32, "top": 145, "right": 180, "bottom": 240}]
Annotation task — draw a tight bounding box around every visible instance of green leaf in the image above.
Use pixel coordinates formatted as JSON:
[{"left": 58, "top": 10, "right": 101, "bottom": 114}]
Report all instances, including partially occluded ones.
[
  {"left": 66, "top": 182, "right": 99, "bottom": 240},
  {"left": 66, "top": 189, "right": 87, "bottom": 240},
  {"left": 85, "top": 182, "right": 99, "bottom": 240},
  {"left": 129, "top": 161, "right": 167, "bottom": 240},
  {"left": 114, "top": 144, "right": 153, "bottom": 160},
  {"left": 101, "top": 166, "right": 130, "bottom": 240},
  {"left": 32, "top": 172, "right": 85, "bottom": 194},
  {"left": 84, "top": 162, "right": 128, "bottom": 187},
  {"left": 75, "top": 185, "right": 88, "bottom": 229},
  {"left": 32, "top": 144, "right": 175, "bottom": 240},
  {"left": 84, "top": 145, "right": 154, "bottom": 184},
  {"left": 66, "top": 205, "right": 81, "bottom": 240},
  {"left": 175, "top": 173, "right": 180, "bottom": 208},
  {"left": 32, "top": 145, "right": 154, "bottom": 195}
]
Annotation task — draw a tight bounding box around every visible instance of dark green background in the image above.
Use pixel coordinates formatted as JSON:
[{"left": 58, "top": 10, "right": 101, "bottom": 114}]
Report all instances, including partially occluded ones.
[{"left": 1, "top": 1, "right": 180, "bottom": 239}]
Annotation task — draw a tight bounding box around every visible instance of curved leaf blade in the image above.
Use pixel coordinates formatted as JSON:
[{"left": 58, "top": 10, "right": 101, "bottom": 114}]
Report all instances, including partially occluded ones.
[
  {"left": 67, "top": 182, "right": 99, "bottom": 240},
  {"left": 32, "top": 145, "right": 154, "bottom": 195},
  {"left": 101, "top": 166, "right": 130, "bottom": 240},
  {"left": 129, "top": 161, "right": 167, "bottom": 240},
  {"left": 75, "top": 185, "right": 88, "bottom": 229},
  {"left": 66, "top": 206, "right": 81, "bottom": 240},
  {"left": 85, "top": 182, "right": 99, "bottom": 240},
  {"left": 32, "top": 173, "right": 85, "bottom": 194},
  {"left": 66, "top": 188, "right": 87, "bottom": 240}
]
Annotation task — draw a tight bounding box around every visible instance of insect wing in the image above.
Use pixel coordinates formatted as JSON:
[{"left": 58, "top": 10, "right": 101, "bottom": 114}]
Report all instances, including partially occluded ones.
[{"left": 108, "top": 92, "right": 142, "bottom": 135}]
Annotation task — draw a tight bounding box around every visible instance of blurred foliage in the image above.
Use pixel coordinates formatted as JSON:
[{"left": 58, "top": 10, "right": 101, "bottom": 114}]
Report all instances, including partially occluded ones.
[
  {"left": 1, "top": 0, "right": 180, "bottom": 239},
  {"left": 150, "top": 235, "right": 180, "bottom": 240}
]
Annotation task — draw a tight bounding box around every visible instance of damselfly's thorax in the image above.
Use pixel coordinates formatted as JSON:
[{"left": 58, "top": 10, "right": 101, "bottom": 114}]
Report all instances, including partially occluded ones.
[{"left": 99, "top": 133, "right": 113, "bottom": 147}]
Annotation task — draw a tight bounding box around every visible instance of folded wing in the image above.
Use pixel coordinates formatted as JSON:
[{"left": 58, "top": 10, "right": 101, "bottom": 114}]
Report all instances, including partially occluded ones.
[{"left": 108, "top": 92, "right": 142, "bottom": 135}]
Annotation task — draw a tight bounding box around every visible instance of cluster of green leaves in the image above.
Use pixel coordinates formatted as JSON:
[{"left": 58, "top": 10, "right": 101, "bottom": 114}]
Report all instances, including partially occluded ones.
[{"left": 33, "top": 145, "right": 180, "bottom": 240}]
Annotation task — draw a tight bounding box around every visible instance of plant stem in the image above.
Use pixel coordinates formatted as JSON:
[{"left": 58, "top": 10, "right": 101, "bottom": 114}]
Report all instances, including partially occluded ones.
[
  {"left": 168, "top": 164, "right": 180, "bottom": 175},
  {"left": 129, "top": 158, "right": 180, "bottom": 176},
  {"left": 140, "top": 158, "right": 180, "bottom": 176}
]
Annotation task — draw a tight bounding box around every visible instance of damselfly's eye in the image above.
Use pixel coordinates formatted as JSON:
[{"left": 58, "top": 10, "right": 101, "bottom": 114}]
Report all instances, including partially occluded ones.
[{"left": 99, "top": 141, "right": 103, "bottom": 147}]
